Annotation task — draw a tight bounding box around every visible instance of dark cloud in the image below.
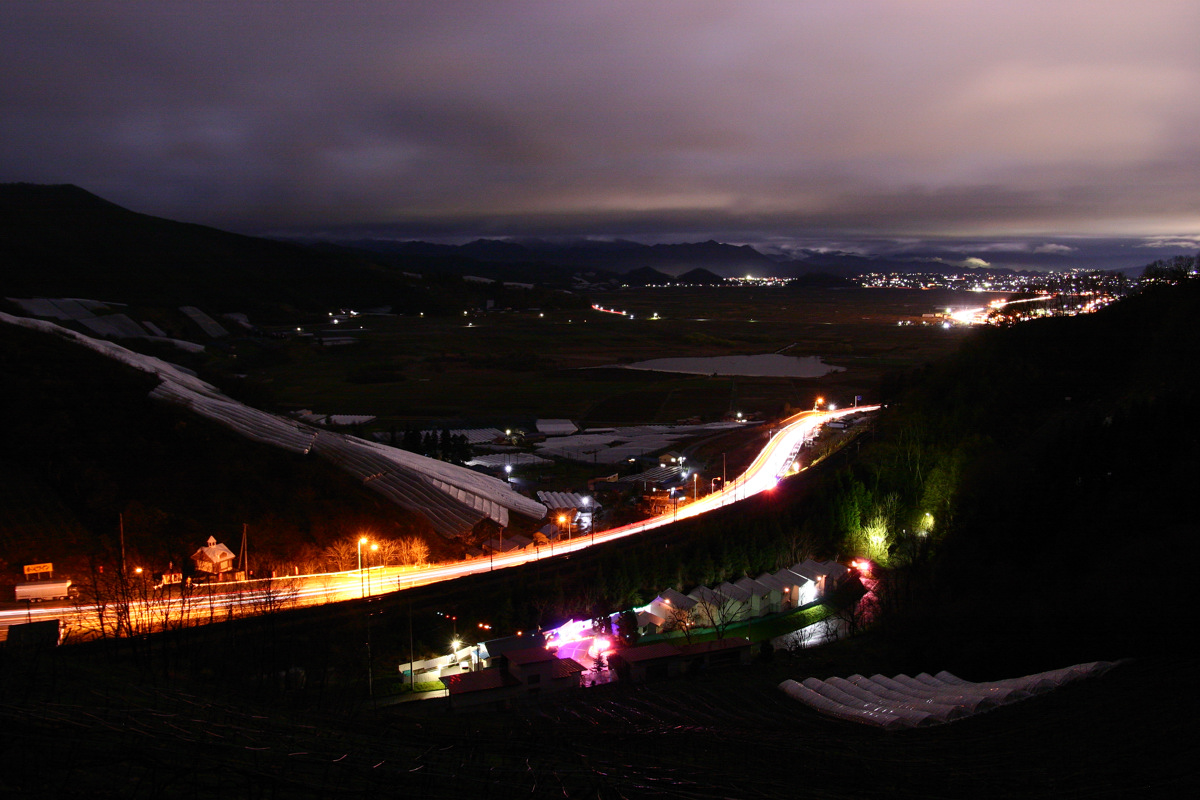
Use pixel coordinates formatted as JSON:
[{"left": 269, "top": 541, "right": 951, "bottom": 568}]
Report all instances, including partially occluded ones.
[{"left": 2, "top": 1, "right": 1199, "bottom": 268}]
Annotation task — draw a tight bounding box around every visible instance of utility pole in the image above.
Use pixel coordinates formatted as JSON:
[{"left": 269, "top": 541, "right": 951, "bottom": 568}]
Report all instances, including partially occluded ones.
[
  {"left": 365, "top": 605, "right": 374, "bottom": 708},
  {"left": 239, "top": 523, "right": 248, "bottom": 578}
]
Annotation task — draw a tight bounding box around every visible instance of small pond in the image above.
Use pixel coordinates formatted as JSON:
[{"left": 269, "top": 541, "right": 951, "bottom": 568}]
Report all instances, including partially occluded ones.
[{"left": 619, "top": 354, "right": 845, "bottom": 378}]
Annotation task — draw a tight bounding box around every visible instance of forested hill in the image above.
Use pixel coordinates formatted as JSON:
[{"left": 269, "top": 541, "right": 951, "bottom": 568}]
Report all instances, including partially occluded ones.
[{"left": 830, "top": 277, "right": 1200, "bottom": 673}]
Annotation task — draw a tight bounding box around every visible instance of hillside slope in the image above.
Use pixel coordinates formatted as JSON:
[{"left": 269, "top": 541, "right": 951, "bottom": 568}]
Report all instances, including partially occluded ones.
[
  {"left": 0, "top": 317, "right": 464, "bottom": 580},
  {"left": 0, "top": 183, "right": 411, "bottom": 313}
]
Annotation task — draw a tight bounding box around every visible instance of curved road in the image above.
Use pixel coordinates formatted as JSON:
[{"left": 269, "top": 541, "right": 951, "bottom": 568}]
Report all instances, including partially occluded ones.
[{"left": 2, "top": 406, "right": 877, "bottom": 640}]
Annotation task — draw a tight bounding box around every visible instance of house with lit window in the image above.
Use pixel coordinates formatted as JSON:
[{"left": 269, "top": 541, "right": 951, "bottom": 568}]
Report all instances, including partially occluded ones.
[{"left": 190, "top": 536, "right": 236, "bottom": 580}]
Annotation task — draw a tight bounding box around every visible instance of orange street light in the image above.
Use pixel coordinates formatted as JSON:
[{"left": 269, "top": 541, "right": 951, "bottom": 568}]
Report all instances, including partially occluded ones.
[{"left": 358, "top": 536, "right": 370, "bottom": 598}]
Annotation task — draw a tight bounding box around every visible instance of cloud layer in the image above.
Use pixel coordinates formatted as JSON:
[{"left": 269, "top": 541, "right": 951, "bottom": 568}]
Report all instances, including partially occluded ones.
[{"left": 3, "top": 1, "right": 1199, "bottom": 260}]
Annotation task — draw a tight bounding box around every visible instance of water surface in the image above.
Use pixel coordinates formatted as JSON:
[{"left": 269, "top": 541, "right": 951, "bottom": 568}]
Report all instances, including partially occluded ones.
[{"left": 620, "top": 354, "right": 844, "bottom": 378}]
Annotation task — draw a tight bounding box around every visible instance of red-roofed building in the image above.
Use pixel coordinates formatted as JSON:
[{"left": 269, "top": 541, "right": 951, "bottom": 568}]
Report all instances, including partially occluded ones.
[
  {"left": 610, "top": 637, "right": 753, "bottom": 683},
  {"left": 443, "top": 645, "right": 586, "bottom": 709},
  {"left": 443, "top": 666, "right": 522, "bottom": 705},
  {"left": 502, "top": 646, "right": 586, "bottom": 697}
]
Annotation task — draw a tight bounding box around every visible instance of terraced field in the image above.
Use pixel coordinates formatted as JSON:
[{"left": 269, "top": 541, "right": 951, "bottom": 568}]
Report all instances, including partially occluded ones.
[{"left": 1, "top": 651, "right": 1187, "bottom": 798}]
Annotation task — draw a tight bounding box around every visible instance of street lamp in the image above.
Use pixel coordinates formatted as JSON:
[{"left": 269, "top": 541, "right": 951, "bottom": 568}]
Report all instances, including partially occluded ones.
[
  {"left": 693, "top": 471, "right": 699, "bottom": 500},
  {"left": 357, "top": 536, "right": 368, "bottom": 599},
  {"left": 711, "top": 477, "right": 722, "bottom": 494},
  {"left": 368, "top": 542, "right": 379, "bottom": 596}
]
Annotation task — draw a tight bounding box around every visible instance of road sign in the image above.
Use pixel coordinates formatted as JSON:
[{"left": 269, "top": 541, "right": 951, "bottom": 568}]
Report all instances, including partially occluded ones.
[{"left": 24, "top": 562, "right": 54, "bottom": 576}]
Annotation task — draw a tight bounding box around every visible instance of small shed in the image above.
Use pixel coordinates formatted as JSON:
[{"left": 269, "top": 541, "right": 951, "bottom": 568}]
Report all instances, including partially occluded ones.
[
  {"left": 687, "top": 584, "right": 751, "bottom": 629},
  {"left": 754, "top": 572, "right": 788, "bottom": 613},
  {"left": 788, "top": 560, "right": 828, "bottom": 596},
  {"left": 635, "top": 609, "right": 667, "bottom": 636},
  {"left": 648, "top": 588, "right": 697, "bottom": 628},
  {"left": 716, "top": 581, "right": 753, "bottom": 620},
  {"left": 734, "top": 576, "right": 775, "bottom": 617},
  {"left": 774, "top": 567, "right": 818, "bottom": 608}
]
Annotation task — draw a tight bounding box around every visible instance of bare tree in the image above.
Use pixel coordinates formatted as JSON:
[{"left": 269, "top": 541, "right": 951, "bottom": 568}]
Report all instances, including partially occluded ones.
[
  {"left": 690, "top": 588, "right": 749, "bottom": 640},
  {"left": 248, "top": 576, "right": 299, "bottom": 616},
  {"left": 396, "top": 536, "right": 430, "bottom": 567},
  {"left": 661, "top": 603, "right": 696, "bottom": 645},
  {"left": 321, "top": 539, "right": 359, "bottom": 572}
]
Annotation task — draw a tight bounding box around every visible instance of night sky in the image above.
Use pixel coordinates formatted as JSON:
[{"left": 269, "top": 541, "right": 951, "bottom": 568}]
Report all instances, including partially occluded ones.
[{"left": 3, "top": 1, "right": 1199, "bottom": 270}]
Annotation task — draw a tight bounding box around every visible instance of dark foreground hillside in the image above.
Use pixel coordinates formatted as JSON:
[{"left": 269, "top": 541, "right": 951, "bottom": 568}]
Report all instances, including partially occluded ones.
[
  {"left": 0, "top": 625, "right": 1189, "bottom": 798},
  {"left": 2, "top": 282, "right": 1198, "bottom": 797},
  {"left": 0, "top": 319, "right": 447, "bottom": 581}
]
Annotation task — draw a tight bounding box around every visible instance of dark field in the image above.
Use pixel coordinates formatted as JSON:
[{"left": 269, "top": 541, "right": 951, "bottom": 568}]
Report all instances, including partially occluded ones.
[
  {"left": 2, "top": 642, "right": 1185, "bottom": 798},
  {"left": 239, "top": 287, "right": 999, "bottom": 426}
]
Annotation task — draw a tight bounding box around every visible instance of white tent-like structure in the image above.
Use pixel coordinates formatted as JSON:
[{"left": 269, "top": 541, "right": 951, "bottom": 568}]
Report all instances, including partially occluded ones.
[
  {"left": 780, "top": 662, "right": 1119, "bottom": 728},
  {"left": 1, "top": 312, "right": 547, "bottom": 538}
]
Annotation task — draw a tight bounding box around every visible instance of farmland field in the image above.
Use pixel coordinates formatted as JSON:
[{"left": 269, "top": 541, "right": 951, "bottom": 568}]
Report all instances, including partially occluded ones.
[{"left": 236, "top": 287, "right": 1000, "bottom": 427}]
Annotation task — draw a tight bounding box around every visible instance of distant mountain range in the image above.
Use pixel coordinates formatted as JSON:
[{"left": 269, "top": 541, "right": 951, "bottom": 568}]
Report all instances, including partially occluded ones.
[
  {"left": 335, "top": 235, "right": 974, "bottom": 280},
  {"left": 3, "top": 183, "right": 1134, "bottom": 313},
  {"left": 354, "top": 237, "right": 779, "bottom": 274}
]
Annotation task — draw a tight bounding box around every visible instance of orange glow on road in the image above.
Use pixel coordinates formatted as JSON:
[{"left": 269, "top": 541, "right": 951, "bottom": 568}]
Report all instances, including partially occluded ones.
[{"left": 1, "top": 406, "right": 878, "bottom": 643}]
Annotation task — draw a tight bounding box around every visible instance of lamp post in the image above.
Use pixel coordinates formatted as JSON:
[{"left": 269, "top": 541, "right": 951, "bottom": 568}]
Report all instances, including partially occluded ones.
[
  {"left": 357, "top": 536, "right": 368, "bottom": 599},
  {"left": 711, "top": 477, "right": 722, "bottom": 495},
  {"left": 368, "top": 542, "right": 379, "bottom": 596},
  {"left": 693, "top": 471, "right": 699, "bottom": 500},
  {"left": 558, "top": 513, "right": 574, "bottom": 540}
]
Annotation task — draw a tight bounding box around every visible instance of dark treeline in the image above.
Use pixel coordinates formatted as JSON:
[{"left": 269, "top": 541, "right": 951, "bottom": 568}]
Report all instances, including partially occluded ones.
[
  {"left": 391, "top": 426, "right": 472, "bottom": 465},
  {"left": 807, "top": 276, "right": 1200, "bottom": 674},
  {"left": 1141, "top": 253, "right": 1198, "bottom": 282}
]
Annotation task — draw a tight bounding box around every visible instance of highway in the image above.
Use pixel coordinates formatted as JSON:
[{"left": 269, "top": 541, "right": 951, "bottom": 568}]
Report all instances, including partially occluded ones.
[{"left": 1, "top": 406, "right": 877, "bottom": 642}]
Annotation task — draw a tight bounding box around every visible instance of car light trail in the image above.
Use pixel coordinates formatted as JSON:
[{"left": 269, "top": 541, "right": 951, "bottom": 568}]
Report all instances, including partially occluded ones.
[{"left": 1, "top": 406, "right": 877, "bottom": 642}]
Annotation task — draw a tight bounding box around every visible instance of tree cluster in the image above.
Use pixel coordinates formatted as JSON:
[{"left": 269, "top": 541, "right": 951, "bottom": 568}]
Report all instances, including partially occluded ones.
[{"left": 393, "top": 427, "right": 472, "bottom": 464}]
